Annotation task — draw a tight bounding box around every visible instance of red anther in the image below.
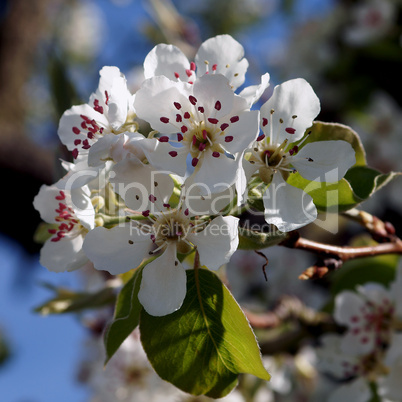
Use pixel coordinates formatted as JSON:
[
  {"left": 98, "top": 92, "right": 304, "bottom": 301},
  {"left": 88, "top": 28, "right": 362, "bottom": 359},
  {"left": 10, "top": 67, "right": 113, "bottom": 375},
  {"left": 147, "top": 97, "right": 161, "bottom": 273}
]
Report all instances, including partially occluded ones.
[
  {"left": 285, "top": 127, "right": 296, "bottom": 134},
  {"left": 149, "top": 194, "right": 157, "bottom": 203},
  {"left": 160, "top": 117, "right": 170, "bottom": 124},
  {"left": 189, "top": 95, "right": 197, "bottom": 105},
  {"left": 82, "top": 139, "right": 91, "bottom": 149},
  {"left": 67, "top": 223, "right": 75, "bottom": 231},
  {"left": 48, "top": 229, "right": 57, "bottom": 234},
  {"left": 94, "top": 99, "right": 99, "bottom": 106},
  {"left": 208, "top": 118, "right": 219, "bottom": 124},
  {"left": 183, "top": 112, "right": 190, "bottom": 119},
  {"left": 199, "top": 143, "right": 206, "bottom": 151},
  {"left": 59, "top": 223, "right": 68, "bottom": 230},
  {"left": 225, "top": 136, "right": 234, "bottom": 142},
  {"left": 198, "top": 106, "right": 204, "bottom": 113},
  {"left": 55, "top": 191, "right": 66, "bottom": 200},
  {"left": 80, "top": 114, "right": 91, "bottom": 123},
  {"left": 72, "top": 149, "right": 79, "bottom": 159},
  {"left": 87, "top": 132, "right": 95, "bottom": 140},
  {"left": 174, "top": 102, "right": 181, "bottom": 110},
  {"left": 192, "top": 135, "right": 197, "bottom": 146},
  {"left": 94, "top": 105, "right": 104, "bottom": 114},
  {"left": 264, "top": 150, "right": 271, "bottom": 157},
  {"left": 289, "top": 145, "right": 298, "bottom": 155},
  {"left": 81, "top": 122, "right": 87, "bottom": 129},
  {"left": 212, "top": 64, "right": 217, "bottom": 71},
  {"left": 256, "top": 134, "right": 265, "bottom": 141},
  {"left": 215, "top": 101, "right": 221, "bottom": 111},
  {"left": 72, "top": 127, "right": 80, "bottom": 135},
  {"left": 150, "top": 234, "right": 156, "bottom": 243},
  {"left": 176, "top": 114, "right": 182, "bottom": 123},
  {"left": 212, "top": 151, "right": 220, "bottom": 158},
  {"left": 142, "top": 210, "right": 150, "bottom": 217},
  {"left": 188, "top": 81, "right": 193, "bottom": 84},
  {"left": 105, "top": 91, "right": 110, "bottom": 105},
  {"left": 220, "top": 123, "right": 229, "bottom": 131},
  {"left": 186, "top": 69, "right": 192, "bottom": 77},
  {"left": 174, "top": 72, "right": 180, "bottom": 79},
  {"left": 169, "top": 151, "right": 178, "bottom": 157},
  {"left": 184, "top": 208, "right": 189, "bottom": 216},
  {"left": 262, "top": 118, "right": 268, "bottom": 127},
  {"left": 230, "top": 116, "right": 239, "bottom": 123},
  {"left": 202, "top": 130, "right": 208, "bottom": 140},
  {"left": 181, "top": 125, "right": 188, "bottom": 133},
  {"left": 158, "top": 136, "right": 169, "bottom": 142},
  {"left": 163, "top": 203, "right": 170, "bottom": 208},
  {"left": 177, "top": 133, "right": 183, "bottom": 142},
  {"left": 57, "top": 231, "right": 66, "bottom": 238},
  {"left": 191, "top": 157, "right": 199, "bottom": 167},
  {"left": 100, "top": 127, "right": 104, "bottom": 134},
  {"left": 190, "top": 61, "right": 196, "bottom": 71}
]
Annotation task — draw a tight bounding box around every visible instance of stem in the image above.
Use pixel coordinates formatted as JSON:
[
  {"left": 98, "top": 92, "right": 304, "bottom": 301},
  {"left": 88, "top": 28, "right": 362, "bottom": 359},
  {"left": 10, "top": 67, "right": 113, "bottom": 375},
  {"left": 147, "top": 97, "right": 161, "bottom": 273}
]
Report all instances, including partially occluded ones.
[{"left": 283, "top": 236, "right": 402, "bottom": 261}]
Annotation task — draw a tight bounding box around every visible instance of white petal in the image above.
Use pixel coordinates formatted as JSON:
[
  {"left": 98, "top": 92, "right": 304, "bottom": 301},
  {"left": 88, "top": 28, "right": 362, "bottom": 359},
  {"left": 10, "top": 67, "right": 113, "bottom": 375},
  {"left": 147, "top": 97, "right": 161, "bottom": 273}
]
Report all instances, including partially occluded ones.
[
  {"left": 141, "top": 141, "right": 188, "bottom": 178},
  {"left": 192, "top": 74, "right": 234, "bottom": 118},
  {"left": 334, "top": 291, "right": 366, "bottom": 326},
  {"left": 58, "top": 103, "right": 109, "bottom": 150},
  {"left": 195, "top": 35, "right": 249, "bottom": 89},
  {"left": 260, "top": 78, "right": 320, "bottom": 144},
  {"left": 82, "top": 225, "right": 152, "bottom": 275},
  {"left": 110, "top": 157, "right": 175, "bottom": 213},
  {"left": 185, "top": 151, "right": 242, "bottom": 195},
  {"left": 263, "top": 173, "right": 317, "bottom": 232},
  {"left": 33, "top": 185, "right": 69, "bottom": 224},
  {"left": 56, "top": 156, "right": 103, "bottom": 189},
  {"left": 238, "top": 73, "right": 270, "bottom": 107},
  {"left": 390, "top": 262, "right": 402, "bottom": 319},
  {"left": 143, "top": 44, "right": 190, "bottom": 81},
  {"left": 134, "top": 76, "right": 191, "bottom": 133},
  {"left": 187, "top": 216, "right": 239, "bottom": 270},
  {"left": 40, "top": 235, "right": 88, "bottom": 272},
  {"left": 70, "top": 186, "right": 95, "bottom": 230},
  {"left": 293, "top": 140, "right": 356, "bottom": 182},
  {"left": 340, "top": 330, "right": 376, "bottom": 356},
  {"left": 183, "top": 183, "right": 235, "bottom": 216},
  {"left": 218, "top": 110, "right": 259, "bottom": 155},
  {"left": 328, "top": 378, "right": 371, "bottom": 402},
  {"left": 138, "top": 243, "right": 187, "bottom": 316}
]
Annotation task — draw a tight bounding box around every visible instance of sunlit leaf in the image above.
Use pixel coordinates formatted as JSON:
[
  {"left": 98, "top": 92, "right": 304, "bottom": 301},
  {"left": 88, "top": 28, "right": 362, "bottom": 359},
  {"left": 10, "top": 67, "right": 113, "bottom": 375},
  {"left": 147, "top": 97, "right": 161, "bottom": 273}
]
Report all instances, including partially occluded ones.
[{"left": 140, "top": 269, "right": 270, "bottom": 397}]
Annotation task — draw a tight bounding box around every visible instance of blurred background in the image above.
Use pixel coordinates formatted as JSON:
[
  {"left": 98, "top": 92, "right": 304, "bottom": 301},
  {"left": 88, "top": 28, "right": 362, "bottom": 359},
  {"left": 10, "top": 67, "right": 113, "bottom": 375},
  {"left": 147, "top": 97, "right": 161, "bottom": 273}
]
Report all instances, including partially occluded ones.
[{"left": 0, "top": 0, "right": 401, "bottom": 400}]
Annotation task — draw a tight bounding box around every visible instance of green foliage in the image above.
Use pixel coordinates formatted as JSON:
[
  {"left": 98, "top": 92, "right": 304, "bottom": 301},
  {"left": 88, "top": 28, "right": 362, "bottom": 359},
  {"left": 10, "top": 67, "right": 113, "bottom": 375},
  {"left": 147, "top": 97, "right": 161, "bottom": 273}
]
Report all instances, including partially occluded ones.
[
  {"left": 287, "top": 122, "right": 401, "bottom": 212},
  {"left": 140, "top": 268, "right": 270, "bottom": 397},
  {"left": 103, "top": 259, "right": 154, "bottom": 364},
  {"left": 34, "top": 284, "right": 116, "bottom": 316}
]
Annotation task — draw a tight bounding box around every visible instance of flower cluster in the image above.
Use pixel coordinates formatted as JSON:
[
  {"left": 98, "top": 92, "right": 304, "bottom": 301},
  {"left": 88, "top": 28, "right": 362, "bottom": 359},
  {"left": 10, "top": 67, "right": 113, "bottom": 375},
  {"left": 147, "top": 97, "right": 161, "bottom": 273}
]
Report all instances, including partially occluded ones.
[
  {"left": 316, "top": 263, "right": 402, "bottom": 401},
  {"left": 33, "top": 34, "right": 355, "bottom": 316}
]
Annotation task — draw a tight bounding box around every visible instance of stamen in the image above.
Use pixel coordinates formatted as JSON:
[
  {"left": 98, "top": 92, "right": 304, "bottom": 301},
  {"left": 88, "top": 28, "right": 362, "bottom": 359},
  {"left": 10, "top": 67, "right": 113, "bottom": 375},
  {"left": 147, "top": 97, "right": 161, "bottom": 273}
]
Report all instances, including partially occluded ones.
[
  {"left": 262, "top": 118, "right": 268, "bottom": 127},
  {"left": 257, "top": 134, "right": 265, "bottom": 141},
  {"left": 285, "top": 128, "right": 296, "bottom": 134},
  {"left": 174, "top": 102, "right": 181, "bottom": 110},
  {"left": 159, "top": 136, "right": 169, "bottom": 142},
  {"left": 220, "top": 123, "right": 229, "bottom": 131},
  {"left": 230, "top": 116, "right": 239, "bottom": 123},
  {"left": 177, "top": 133, "right": 183, "bottom": 142},
  {"left": 189, "top": 96, "right": 197, "bottom": 105},
  {"left": 208, "top": 118, "right": 219, "bottom": 124},
  {"left": 215, "top": 101, "right": 221, "bottom": 111},
  {"left": 224, "top": 136, "right": 233, "bottom": 142},
  {"left": 212, "top": 151, "right": 220, "bottom": 158},
  {"left": 192, "top": 157, "right": 199, "bottom": 167},
  {"left": 169, "top": 151, "right": 178, "bottom": 157},
  {"left": 160, "top": 117, "right": 169, "bottom": 124}
]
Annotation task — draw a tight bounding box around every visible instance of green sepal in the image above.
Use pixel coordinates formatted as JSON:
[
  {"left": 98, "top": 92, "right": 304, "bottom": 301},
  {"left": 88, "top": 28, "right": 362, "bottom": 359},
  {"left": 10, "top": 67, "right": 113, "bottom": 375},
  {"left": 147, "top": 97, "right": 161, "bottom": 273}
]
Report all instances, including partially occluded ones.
[
  {"left": 140, "top": 269, "right": 270, "bottom": 398},
  {"left": 103, "top": 258, "right": 155, "bottom": 365}
]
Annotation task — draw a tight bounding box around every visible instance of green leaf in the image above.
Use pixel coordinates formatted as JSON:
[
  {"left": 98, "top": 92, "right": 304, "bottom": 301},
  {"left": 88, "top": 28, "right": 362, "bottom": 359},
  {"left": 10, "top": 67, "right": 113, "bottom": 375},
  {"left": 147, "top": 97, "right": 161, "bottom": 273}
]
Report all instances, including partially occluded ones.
[
  {"left": 34, "top": 285, "right": 115, "bottom": 315},
  {"left": 103, "top": 258, "right": 155, "bottom": 365},
  {"left": 299, "top": 121, "right": 367, "bottom": 166},
  {"left": 238, "top": 227, "right": 289, "bottom": 250},
  {"left": 344, "top": 166, "right": 401, "bottom": 200},
  {"left": 288, "top": 164, "right": 401, "bottom": 213},
  {"left": 140, "top": 269, "right": 270, "bottom": 397}
]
